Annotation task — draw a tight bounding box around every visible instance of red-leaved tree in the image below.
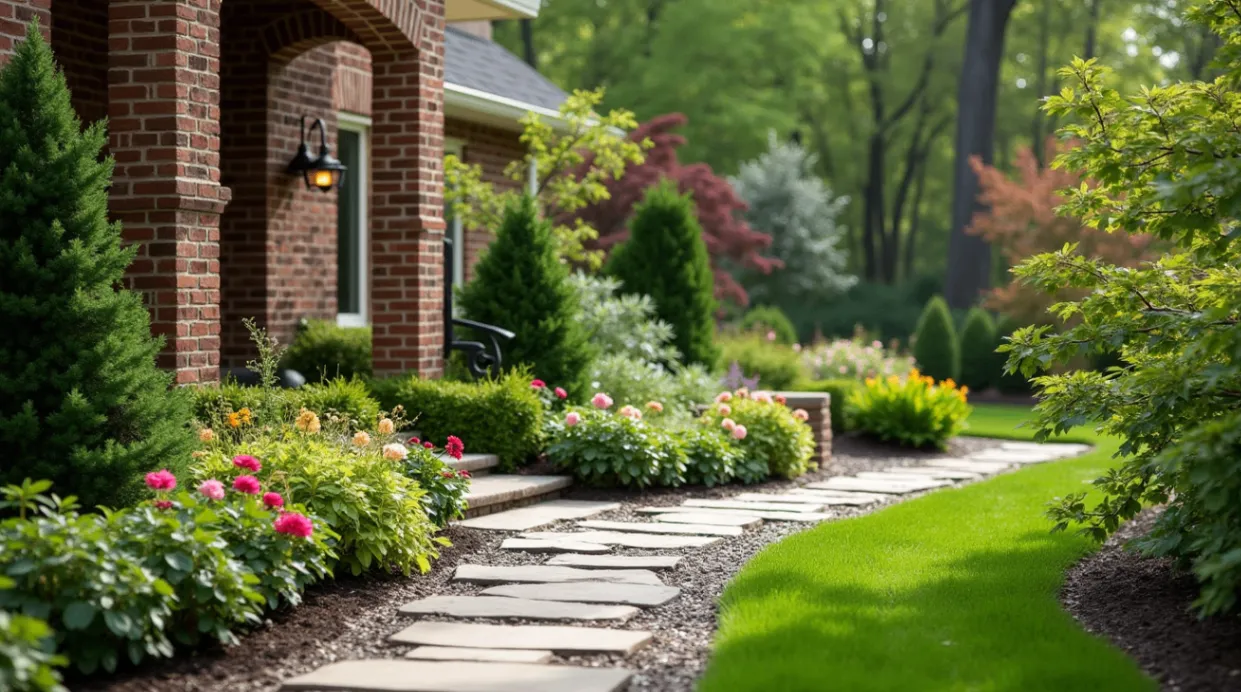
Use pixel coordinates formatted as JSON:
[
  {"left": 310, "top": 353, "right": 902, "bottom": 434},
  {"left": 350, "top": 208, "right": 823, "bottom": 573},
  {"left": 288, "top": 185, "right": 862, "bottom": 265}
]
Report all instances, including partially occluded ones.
[
  {"left": 565, "top": 113, "right": 779, "bottom": 307},
  {"left": 966, "top": 138, "right": 1156, "bottom": 326}
]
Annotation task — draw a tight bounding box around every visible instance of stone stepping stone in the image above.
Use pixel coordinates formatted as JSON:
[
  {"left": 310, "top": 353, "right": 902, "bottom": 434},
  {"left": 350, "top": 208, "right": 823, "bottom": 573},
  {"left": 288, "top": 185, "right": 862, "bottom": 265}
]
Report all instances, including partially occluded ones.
[
  {"left": 545, "top": 554, "right": 681, "bottom": 570},
  {"left": 454, "top": 564, "right": 663, "bottom": 586},
  {"left": 856, "top": 471, "right": 968, "bottom": 483},
  {"left": 682, "top": 498, "right": 823, "bottom": 512},
  {"left": 635, "top": 506, "right": 830, "bottom": 522},
  {"left": 808, "top": 476, "right": 950, "bottom": 494},
  {"left": 873, "top": 467, "right": 982, "bottom": 480},
  {"left": 281, "top": 659, "right": 633, "bottom": 692},
  {"left": 924, "top": 459, "right": 1012, "bottom": 473},
  {"left": 968, "top": 449, "right": 1057, "bottom": 464},
  {"left": 481, "top": 581, "right": 681, "bottom": 607},
  {"left": 398, "top": 595, "right": 639, "bottom": 621},
  {"left": 578, "top": 519, "right": 742, "bottom": 537},
  {"left": 456, "top": 500, "right": 621, "bottom": 532},
  {"left": 388, "top": 621, "right": 652, "bottom": 656},
  {"left": 1000, "top": 441, "right": 1089, "bottom": 457},
  {"left": 404, "top": 646, "right": 554, "bottom": 663},
  {"left": 731, "top": 493, "right": 836, "bottom": 506},
  {"left": 499, "top": 538, "right": 611, "bottom": 554},
  {"left": 521, "top": 530, "right": 721, "bottom": 549},
  {"left": 786, "top": 489, "right": 887, "bottom": 504},
  {"left": 654, "top": 512, "right": 762, "bottom": 528}
]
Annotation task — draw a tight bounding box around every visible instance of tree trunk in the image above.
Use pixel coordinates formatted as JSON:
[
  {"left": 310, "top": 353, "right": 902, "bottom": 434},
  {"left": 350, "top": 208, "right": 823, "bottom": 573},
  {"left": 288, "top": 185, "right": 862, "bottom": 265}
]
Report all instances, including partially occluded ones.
[
  {"left": 904, "top": 157, "right": 929, "bottom": 281},
  {"left": 1031, "top": 0, "right": 1052, "bottom": 167},
  {"left": 520, "top": 19, "right": 536, "bottom": 69},
  {"left": 944, "top": 0, "right": 1018, "bottom": 309},
  {"left": 1083, "top": 0, "right": 1100, "bottom": 61}
]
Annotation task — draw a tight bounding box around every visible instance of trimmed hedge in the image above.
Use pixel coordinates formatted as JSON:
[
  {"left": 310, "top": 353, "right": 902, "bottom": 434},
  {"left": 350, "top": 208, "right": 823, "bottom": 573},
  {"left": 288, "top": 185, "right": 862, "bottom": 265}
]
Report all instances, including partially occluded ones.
[
  {"left": 739, "top": 306, "right": 798, "bottom": 346},
  {"left": 281, "top": 320, "right": 372, "bottom": 382},
  {"left": 958, "top": 308, "right": 997, "bottom": 391},
  {"left": 912, "top": 296, "right": 960, "bottom": 383},
  {"left": 373, "top": 371, "right": 545, "bottom": 471}
]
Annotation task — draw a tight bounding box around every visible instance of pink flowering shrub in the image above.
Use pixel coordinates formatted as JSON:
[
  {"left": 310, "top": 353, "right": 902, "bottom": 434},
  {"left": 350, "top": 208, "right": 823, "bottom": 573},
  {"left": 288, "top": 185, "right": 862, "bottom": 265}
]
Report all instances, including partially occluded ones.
[
  {"left": 547, "top": 406, "right": 685, "bottom": 488},
  {"left": 698, "top": 390, "right": 815, "bottom": 479},
  {"left": 802, "top": 337, "right": 915, "bottom": 381}
]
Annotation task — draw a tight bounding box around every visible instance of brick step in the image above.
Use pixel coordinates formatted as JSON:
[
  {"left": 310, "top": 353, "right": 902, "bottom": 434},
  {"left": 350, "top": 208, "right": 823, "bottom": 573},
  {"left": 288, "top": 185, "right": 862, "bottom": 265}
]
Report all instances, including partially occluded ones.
[
  {"left": 464, "top": 475, "right": 573, "bottom": 518},
  {"left": 448, "top": 453, "right": 499, "bottom": 476}
]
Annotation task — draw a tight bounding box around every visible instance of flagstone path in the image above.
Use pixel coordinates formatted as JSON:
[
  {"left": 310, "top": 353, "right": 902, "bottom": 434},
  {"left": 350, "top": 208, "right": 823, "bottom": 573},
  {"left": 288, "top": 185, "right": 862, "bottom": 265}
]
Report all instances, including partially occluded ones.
[{"left": 278, "top": 439, "right": 1088, "bottom": 692}]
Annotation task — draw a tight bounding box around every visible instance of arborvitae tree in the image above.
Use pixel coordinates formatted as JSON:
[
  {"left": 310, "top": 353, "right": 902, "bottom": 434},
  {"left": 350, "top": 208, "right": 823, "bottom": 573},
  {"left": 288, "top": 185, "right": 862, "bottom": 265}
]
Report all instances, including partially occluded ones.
[
  {"left": 0, "top": 23, "right": 194, "bottom": 508},
  {"left": 607, "top": 180, "right": 720, "bottom": 367},
  {"left": 912, "top": 296, "right": 960, "bottom": 383},
  {"left": 958, "top": 307, "right": 997, "bottom": 391},
  {"left": 458, "top": 195, "right": 594, "bottom": 394}
]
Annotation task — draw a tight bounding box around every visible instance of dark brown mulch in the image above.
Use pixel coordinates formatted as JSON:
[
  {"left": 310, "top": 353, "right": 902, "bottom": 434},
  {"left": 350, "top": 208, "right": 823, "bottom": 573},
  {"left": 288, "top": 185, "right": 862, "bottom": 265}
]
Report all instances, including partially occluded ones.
[{"left": 1061, "top": 509, "right": 1241, "bottom": 692}]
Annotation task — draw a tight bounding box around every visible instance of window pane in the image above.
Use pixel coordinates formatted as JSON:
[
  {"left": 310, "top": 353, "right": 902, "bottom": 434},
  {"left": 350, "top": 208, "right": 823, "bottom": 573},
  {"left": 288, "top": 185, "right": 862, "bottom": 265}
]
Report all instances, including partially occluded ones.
[{"left": 337, "top": 129, "right": 362, "bottom": 314}]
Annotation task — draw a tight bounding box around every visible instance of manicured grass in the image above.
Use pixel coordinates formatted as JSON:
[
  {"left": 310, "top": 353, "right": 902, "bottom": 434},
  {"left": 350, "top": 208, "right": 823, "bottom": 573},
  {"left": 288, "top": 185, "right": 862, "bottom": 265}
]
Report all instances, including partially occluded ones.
[
  {"left": 699, "top": 413, "right": 1152, "bottom": 692},
  {"left": 964, "top": 402, "right": 1098, "bottom": 443}
]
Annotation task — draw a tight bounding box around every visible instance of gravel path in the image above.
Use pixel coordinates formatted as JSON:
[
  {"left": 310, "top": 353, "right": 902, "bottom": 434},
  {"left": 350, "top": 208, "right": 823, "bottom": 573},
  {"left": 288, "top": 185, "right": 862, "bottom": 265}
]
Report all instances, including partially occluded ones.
[{"left": 83, "top": 435, "right": 1000, "bottom": 692}]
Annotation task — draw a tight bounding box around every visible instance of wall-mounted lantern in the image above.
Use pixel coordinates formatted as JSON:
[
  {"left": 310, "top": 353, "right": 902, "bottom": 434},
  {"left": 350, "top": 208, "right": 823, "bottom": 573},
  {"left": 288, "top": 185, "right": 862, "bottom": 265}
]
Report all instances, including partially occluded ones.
[{"left": 286, "top": 116, "right": 347, "bottom": 192}]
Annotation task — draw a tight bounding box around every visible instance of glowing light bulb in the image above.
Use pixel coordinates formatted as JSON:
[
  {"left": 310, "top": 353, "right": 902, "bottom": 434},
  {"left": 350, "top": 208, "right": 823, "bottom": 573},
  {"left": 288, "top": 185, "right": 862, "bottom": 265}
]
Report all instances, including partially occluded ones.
[{"left": 313, "top": 169, "right": 334, "bottom": 190}]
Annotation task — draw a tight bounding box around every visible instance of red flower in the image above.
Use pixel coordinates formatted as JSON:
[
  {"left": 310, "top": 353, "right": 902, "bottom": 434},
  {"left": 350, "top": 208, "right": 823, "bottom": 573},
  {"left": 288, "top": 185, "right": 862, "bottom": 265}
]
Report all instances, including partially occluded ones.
[
  {"left": 233, "top": 475, "right": 261, "bottom": 495},
  {"left": 153, "top": 500, "right": 173, "bottom": 510},
  {"left": 423, "top": 441, "right": 434, "bottom": 449},
  {"left": 445, "top": 435, "right": 465, "bottom": 460},
  {"left": 262, "top": 492, "right": 284, "bottom": 509},
  {"left": 273, "top": 512, "right": 314, "bottom": 538},
  {"left": 554, "top": 387, "right": 568, "bottom": 399},
  {"left": 459, "top": 470, "right": 471, "bottom": 478},
  {"left": 408, "top": 436, "right": 421, "bottom": 445},
  {"left": 531, "top": 379, "right": 546, "bottom": 389},
  {"left": 232, "top": 454, "right": 261, "bottom": 472}
]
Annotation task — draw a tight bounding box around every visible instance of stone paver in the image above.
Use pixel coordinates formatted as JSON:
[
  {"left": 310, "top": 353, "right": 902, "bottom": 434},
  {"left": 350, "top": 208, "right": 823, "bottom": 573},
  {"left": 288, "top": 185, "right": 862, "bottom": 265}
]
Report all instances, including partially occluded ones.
[
  {"left": 635, "top": 506, "right": 831, "bottom": 522},
  {"left": 968, "top": 449, "right": 1057, "bottom": 464},
  {"left": 682, "top": 498, "right": 824, "bottom": 512},
  {"left": 456, "top": 500, "right": 621, "bottom": 532},
  {"left": 388, "top": 622, "right": 653, "bottom": 656},
  {"left": 1000, "top": 441, "right": 1090, "bottom": 456},
  {"left": 481, "top": 582, "right": 681, "bottom": 607},
  {"left": 653, "top": 512, "right": 762, "bottom": 528},
  {"left": 860, "top": 469, "right": 980, "bottom": 481},
  {"left": 499, "top": 538, "right": 611, "bottom": 554},
  {"left": 924, "top": 459, "right": 1012, "bottom": 473},
  {"left": 731, "top": 493, "right": 838, "bottom": 506},
  {"left": 465, "top": 475, "right": 574, "bottom": 509},
  {"left": 398, "top": 595, "right": 639, "bottom": 621},
  {"left": 807, "top": 476, "right": 951, "bottom": 494},
  {"left": 578, "top": 519, "right": 743, "bottom": 537},
  {"left": 789, "top": 488, "right": 890, "bottom": 503},
  {"left": 545, "top": 554, "right": 682, "bottom": 570},
  {"left": 403, "top": 647, "right": 554, "bottom": 664},
  {"left": 520, "top": 531, "right": 722, "bottom": 549},
  {"left": 453, "top": 564, "right": 663, "bottom": 586},
  {"left": 281, "top": 660, "right": 633, "bottom": 692}
]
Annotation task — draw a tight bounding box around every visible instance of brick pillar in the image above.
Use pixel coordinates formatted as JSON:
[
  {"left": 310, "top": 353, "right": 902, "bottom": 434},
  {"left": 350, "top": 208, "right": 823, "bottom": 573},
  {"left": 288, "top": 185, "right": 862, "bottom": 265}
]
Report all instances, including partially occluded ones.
[
  {"left": 369, "top": 29, "right": 445, "bottom": 377},
  {"left": 108, "top": 0, "right": 228, "bottom": 384},
  {"left": 0, "top": 0, "right": 49, "bottom": 60},
  {"left": 779, "top": 392, "right": 834, "bottom": 469}
]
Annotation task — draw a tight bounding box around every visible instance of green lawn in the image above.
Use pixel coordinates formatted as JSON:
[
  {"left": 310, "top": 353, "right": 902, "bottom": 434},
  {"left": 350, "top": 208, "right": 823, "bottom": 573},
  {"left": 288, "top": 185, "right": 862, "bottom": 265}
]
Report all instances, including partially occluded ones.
[
  {"left": 963, "top": 402, "right": 1098, "bottom": 443},
  {"left": 698, "top": 408, "right": 1152, "bottom": 692}
]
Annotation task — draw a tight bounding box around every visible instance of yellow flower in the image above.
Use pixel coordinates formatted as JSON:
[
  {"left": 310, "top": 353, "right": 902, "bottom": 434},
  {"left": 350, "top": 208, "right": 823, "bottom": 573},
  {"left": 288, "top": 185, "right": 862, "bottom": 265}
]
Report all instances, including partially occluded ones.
[
  {"left": 909, "top": 368, "right": 921, "bottom": 379},
  {"left": 238, "top": 407, "right": 252, "bottom": 425},
  {"left": 960, "top": 385, "right": 969, "bottom": 395},
  {"left": 198, "top": 428, "right": 215, "bottom": 442},
  {"left": 227, "top": 412, "right": 241, "bottom": 428},
  {"left": 865, "top": 378, "right": 877, "bottom": 387},
  {"left": 353, "top": 431, "right": 372, "bottom": 447},
  {"left": 377, "top": 418, "right": 395, "bottom": 435},
  {"left": 943, "top": 379, "right": 956, "bottom": 390},
  {"left": 295, "top": 408, "right": 321, "bottom": 434}
]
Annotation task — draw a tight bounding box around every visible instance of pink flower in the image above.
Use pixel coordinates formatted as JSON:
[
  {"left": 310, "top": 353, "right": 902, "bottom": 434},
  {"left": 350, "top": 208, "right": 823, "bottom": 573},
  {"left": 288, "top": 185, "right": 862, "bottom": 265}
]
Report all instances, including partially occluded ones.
[
  {"left": 423, "top": 441, "right": 434, "bottom": 449},
  {"left": 445, "top": 435, "right": 465, "bottom": 460},
  {"left": 591, "top": 392, "right": 613, "bottom": 409},
  {"left": 767, "top": 330, "right": 777, "bottom": 342},
  {"left": 732, "top": 424, "right": 748, "bottom": 440},
  {"left": 262, "top": 492, "right": 284, "bottom": 509},
  {"left": 793, "top": 408, "right": 810, "bottom": 422},
  {"left": 408, "top": 436, "right": 421, "bottom": 445},
  {"left": 646, "top": 401, "right": 664, "bottom": 412},
  {"left": 144, "top": 469, "right": 176, "bottom": 491},
  {"left": 618, "top": 405, "right": 642, "bottom": 420},
  {"left": 198, "top": 479, "right": 225, "bottom": 501},
  {"left": 383, "top": 443, "right": 410, "bottom": 460},
  {"left": 717, "top": 403, "right": 731, "bottom": 416},
  {"left": 565, "top": 411, "right": 581, "bottom": 427},
  {"left": 793, "top": 343, "right": 802, "bottom": 352},
  {"left": 554, "top": 387, "right": 568, "bottom": 400},
  {"left": 753, "top": 391, "right": 772, "bottom": 403},
  {"left": 715, "top": 392, "right": 732, "bottom": 403},
  {"left": 154, "top": 500, "right": 173, "bottom": 510},
  {"left": 441, "top": 470, "right": 455, "bottom": 478},
  {"left": 531, "top": 379, "right": 546, "bottom": 389},
  {"left": 721, "top": 418, "right": 736, "bottom": 431},
  {"left": 459, "top": 470, "right": 471, "bottom": 478},
  {"left": 774, "top": 394, "right": 787, "bottom": 405},
  {"left": 232, "top": 454, "right": 261, "bottom": 472},
  {"left": 872, "top": 340, "right": 883, "bottom": 349},
  {"left": 735, "top": 387, "right": 750, "bottom": 399},
  {"left": 273, "top": 512, "right": 314, "bottom": 538},
  {"left": 839, "top": 365, "right": 848, "bottom": 374},
  {"left": 233, "top": 475, "right": 261, "bottom": 495}
]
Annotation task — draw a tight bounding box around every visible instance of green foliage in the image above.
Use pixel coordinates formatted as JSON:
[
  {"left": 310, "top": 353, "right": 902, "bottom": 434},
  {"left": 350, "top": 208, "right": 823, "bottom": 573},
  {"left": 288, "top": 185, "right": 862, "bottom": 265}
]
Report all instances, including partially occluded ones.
[
  {"left": 717, "top": 335, "right": 805, "bottom": 391},
  {"left": 570, "top": 272, "right": 680, "bottom": 364},
  {"left": 280, "top": 320, "right": 372, "bottom": 382},
  {"left": 1012, "top": 6, "right": 1241, "bottom": 614},
  {"left": 679, "top": 426, "right": 744, "bottom": 487},
  {"left": 445, "top": 88, "right": 648, "bottom": 267},
  {"left": 546, "top": 408, "right": 685, "bottom": 488},
  {"left": 993, "top": 317, "right": 1033, "bottom": 394},
  {"left": 958, "top": 308, "right": 997, "bottom": 391},
  {"left": 699, "top": 395, "right": 815, "bottom": 480},
  {"left": 847, "top": 371, "right": 971, "bottom": 450},
  {"left": 395, "top": 446, "right": 471, "bottom": 529},
  {"left": 293, "top": 378, "right": 382, "bottom": 430},
  {"left": 586, "top": 354, "right": 716, "bottom": 418},
  {"left": 190, "top": 377, "right": 381, "bottom": 432},
  {"left": 791, "top": 379, "right": 860, "bottom": 432},
  {"left": 912, "top": 296, "right": 960, "bottom": 383},
  {"left": 608, "top": 180, "right": 720, "bottom": 367},
  {"left": 0, "top": 24, "right": 194, "bottom": 509},
  {"left": 372, "top": 371, "right": 545, "bottom": 471},
  {"left": 739, "top": 306, "right": 799, "bottom": 346},
  {"left": 458, "top": 196, "right": 594, "bottom": 395},
  {"left": 0, "top": 601, "right": 66, "bottom": 692}
]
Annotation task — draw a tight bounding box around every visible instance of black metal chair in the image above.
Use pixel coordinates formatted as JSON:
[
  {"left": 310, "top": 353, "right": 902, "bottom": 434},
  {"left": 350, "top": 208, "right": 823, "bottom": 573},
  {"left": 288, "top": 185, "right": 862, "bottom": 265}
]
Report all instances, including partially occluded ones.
[{"left": 444, "top": 237, "right": 515, "bottom": 379}]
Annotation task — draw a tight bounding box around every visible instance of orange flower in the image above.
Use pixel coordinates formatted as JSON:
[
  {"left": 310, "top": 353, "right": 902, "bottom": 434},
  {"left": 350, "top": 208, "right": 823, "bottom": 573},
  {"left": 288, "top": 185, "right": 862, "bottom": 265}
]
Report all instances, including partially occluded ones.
[
  {"left": 198, "top": 428, "right": 215, "bottom": 442},
  {"left": 238, "top": 407, "right": 252, "bottom": 425},
  {"left": 227, "top": 412, "right": 241, "bottom": 428},
  {"left": 295, "top": 408, "right": 321, "bottom": 434}
]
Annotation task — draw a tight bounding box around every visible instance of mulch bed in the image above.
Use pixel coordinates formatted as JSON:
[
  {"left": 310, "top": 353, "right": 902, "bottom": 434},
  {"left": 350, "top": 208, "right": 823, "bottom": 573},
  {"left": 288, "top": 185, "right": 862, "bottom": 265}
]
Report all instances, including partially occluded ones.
[
  {"left": 79, "top": 435, "right": 996, "bottom": 692},
  {"left": 1061, "top": 509, "right": 1241, "bottom": 691}
]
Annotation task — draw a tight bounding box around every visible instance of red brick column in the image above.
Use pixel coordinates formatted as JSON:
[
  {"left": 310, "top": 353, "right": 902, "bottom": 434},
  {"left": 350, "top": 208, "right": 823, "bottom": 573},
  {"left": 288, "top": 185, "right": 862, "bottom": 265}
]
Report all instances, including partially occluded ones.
[
  {"left": 0, "top": 0, "right": 49, "bottom": 59},
  {"left": 108, "top": 0, "right": 228, "bottom": 384},
  {"left": 779, "top": 392, "right": 834, "bottom": 469},
  {"left": 369, "top": 3, "right": 445, "bottom": 378}
]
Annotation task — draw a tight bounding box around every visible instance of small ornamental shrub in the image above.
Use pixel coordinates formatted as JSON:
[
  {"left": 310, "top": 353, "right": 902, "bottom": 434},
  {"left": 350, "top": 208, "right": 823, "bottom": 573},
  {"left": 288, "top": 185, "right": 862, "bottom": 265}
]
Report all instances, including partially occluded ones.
[
  {"left": 700, "top": 393, "right": 815, "bottom": 479},
  {"left": 958, "top": 308, "right": 998, "bottom": 392},
  {"left": 0, "top": 597, "right": 66, "bottom": 692},
  {"left": 586, "top": 354, "right": 715, "bottom": 419},
  {"left": 570, "top": 272, "right": 680, "bottom": 364},
  {"left": 280, "top": 320, "right": 372, "bottom": 381},
  {"left": 739, "top": 306, "right": 799, "bottom": 346},
  {"left": 912, "top": 296, "right": 960, "bottom": 383},
  {"left": 792, "top": 378, "right": 860, "bottom": 432},
  {"left": 846, "top": 369, "right": 971, "bottom": 450},
  {"left": 395, "top": 444, "right": 471, "bottom": 528},
  {"left": 801, "top": 337, "right": 915, "bottom": 381},
  {"left": 191, "top": 378, "right": 380, "bottom": 433},
  {"left": 292, "top": 378, "right": 382, "bottom": 429},
  {"left": 0, "top": 24, "right": 194, "bottom": 508},
  {"left": 607, "top": 180, "right": 720, "bottom": 367},
  {"left": 717, "top": 335, "right": 805, "bottom": 391},
  {"left": 458, "top": 195, "right": 595, "bottom": 394},
  {"left": 546, "top": 407, "right": 685, "bottom": 488},
  {"left": 679, "top": 426, "right": 743, "bottom": 487},
  {"left": 372, "top": 370, "right": 544, "bottom": 471}
]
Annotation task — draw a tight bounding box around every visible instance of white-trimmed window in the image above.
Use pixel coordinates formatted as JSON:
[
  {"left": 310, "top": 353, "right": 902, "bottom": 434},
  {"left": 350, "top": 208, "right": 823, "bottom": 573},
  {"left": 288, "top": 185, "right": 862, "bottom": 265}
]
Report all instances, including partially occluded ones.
[
  {"left": 445, "top": 138, "right": 466, "bottom": 290},
  {"left": 336, "top": 113, "right": 370, "bottom": 327}
]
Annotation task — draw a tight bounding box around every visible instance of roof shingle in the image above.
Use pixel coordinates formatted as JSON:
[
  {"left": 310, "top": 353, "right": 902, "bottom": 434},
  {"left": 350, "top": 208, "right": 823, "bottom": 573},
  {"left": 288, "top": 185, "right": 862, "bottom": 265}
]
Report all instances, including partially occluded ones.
[{"left": 445, "top": 25, "right": 568, "bottom": 112}]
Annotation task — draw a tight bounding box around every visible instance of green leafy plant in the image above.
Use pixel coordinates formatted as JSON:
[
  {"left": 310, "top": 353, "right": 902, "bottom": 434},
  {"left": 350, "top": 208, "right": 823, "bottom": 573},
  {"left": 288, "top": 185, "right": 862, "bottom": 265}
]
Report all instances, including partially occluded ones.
[
  {"left": 546, "top": 406, "right": 685, "bottom": 488},
  {"left": 293, "top": 378, "right": 382, "bottom": 430},
  {"left": 0, "top": 590, "right": 66, "bottom": 692},
  {"left": 0, "top": 23, "right": 194, "bottom": 509},
  {"left": 281, "top": 320, "right": 372, "bottom": 382},
  {"left": 912, "top": 296, "right": 960, "bottom": 383},
  {"left": 586, "top": 354, "right": 715, "bottom": 418},
  {"left": 800, "top": 335, "right": 915, "bottom": 381},
  {"left": 570, "top": 272, "right": 680, "bottom": 364},
  {"left": 396, "top": 445, "right": 471, "bottom": 528},
  {"left": 457, "top": 196, "right": 595, "bottom": 395},
  {"left": 992, "top": 317, "right": 1033, "bottom": 394},
  {"left": 739, "top": 306, "right": 799, "bottom": 346},
  {"left": 608, "top": 180, "right": 720, "bottom": 367},
  {"left": 717, "top": 335, "right": 805, "bottom": 391},
  {"left": 846, "top": 369, "right": 971, "bottom": 450},
  {"left": 699, "top": 393, "right": 815, "bottom": 479},
  {"left": 791, "top": 378, "right": 860, "bottom": 432},
  {"left": 679, "top": 426, "right": 743, "bottom": 487},
  {"left": 958, "top": 308, "right": 997, "bottom": 392}
]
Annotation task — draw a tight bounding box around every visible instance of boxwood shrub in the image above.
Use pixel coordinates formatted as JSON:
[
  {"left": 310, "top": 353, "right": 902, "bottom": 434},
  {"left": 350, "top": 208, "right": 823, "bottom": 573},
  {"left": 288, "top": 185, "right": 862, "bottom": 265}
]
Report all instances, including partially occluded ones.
[{"left": 280, "top": 320, "right": 372, "bottom": 381}]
